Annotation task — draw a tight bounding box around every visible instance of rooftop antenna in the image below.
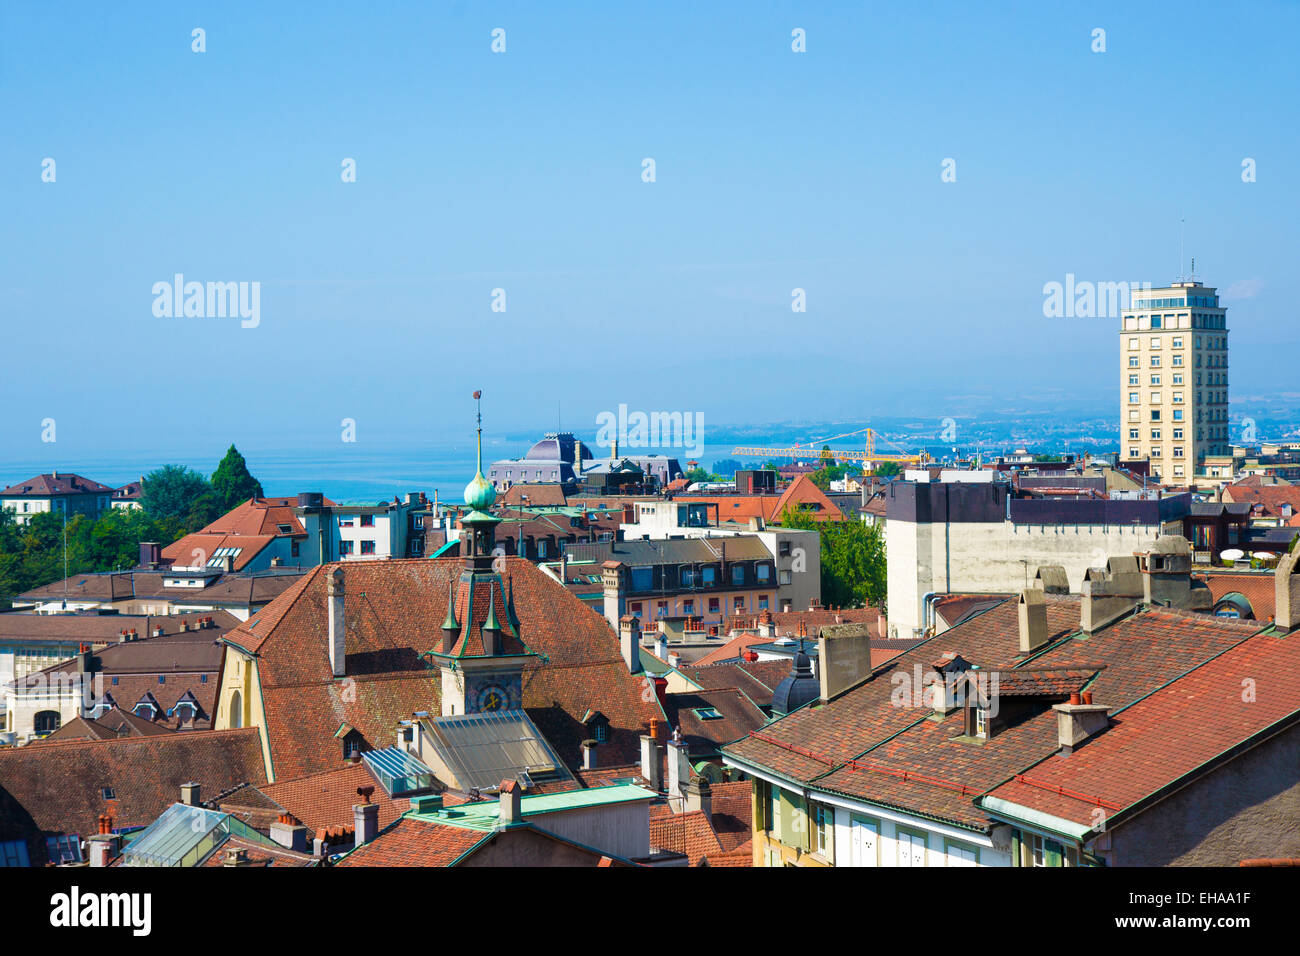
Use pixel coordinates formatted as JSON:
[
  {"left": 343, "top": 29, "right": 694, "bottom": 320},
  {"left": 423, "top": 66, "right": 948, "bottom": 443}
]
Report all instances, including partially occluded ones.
[{"left": 1179, "top": 213, "right": 1185, "bottom": 281}]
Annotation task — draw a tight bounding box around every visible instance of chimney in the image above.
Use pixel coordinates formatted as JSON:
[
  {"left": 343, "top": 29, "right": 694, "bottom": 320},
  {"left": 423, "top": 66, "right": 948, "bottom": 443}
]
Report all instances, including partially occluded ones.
[
  {"left": 666, "top": 731, "right": 691, "bottom": 801},
  {"left": 353, "top": 801, "right": 379, "bottom": 845},
  {"left": 180, "top": 781, "right": 201, "bottom": 806},
  {"left": 1079, "top": 556, "right": 1144, "bottom": 634},
  {"left": 655, "top": 632, "right": 668, "bottom": 660},
  {"left": 1017, "top": 588, "right": 1049, "bottom": 654},
  {"left": 1054, "top": 699, "right": 1111, "bottom": 754},
  {"left": 581, "top": 739, "right": 598, "bottom": 770},
  {"left": 619, "top": 614, "right": 643, "bottom": 674},
  {"left": 684, "top": 777, "right": 712, "bottom": 819},
  {"left": 499, "top": 779, "right": 523, "bottom": 825},
  {"left": 270, "top": 813, "right": 308, "bottom": 852},
  {"left": 328, "top": 566, "right": 346, "bottom": 677},
  {"left": 667, "top": 650, "right": 681, "bottom": 669},
  {"left": 223, "top": 847, "right": 250, "bottom": 867},
  {"left": 817, "top": 622, "right": 872, "bottom": 703},
  {"left": 221, "top": 554, "right": 235, "bottom": 573},
  {"left": 87, "top": 815, "right": 121, "bottom": 867},
  {"left": 601, "top": 561, "right": 626, "bottom": 632},
  {"left": 139, "top": 541, "right": 161, "bottom": 569},
  {"left": 1277, "top": 548, "right": 1300, "bottom": 632},
  {"left": 639, "top": 733, "right": 663, "bottom": 791},
  {"left": 88, "top": 833, "right": 121, "bottom": 867},
  {"left": 1034, "top": 565, "right": 1070, "bottom": 595},
  {"left": 559, "top": 551, "right": 568, "bottom": 583}
]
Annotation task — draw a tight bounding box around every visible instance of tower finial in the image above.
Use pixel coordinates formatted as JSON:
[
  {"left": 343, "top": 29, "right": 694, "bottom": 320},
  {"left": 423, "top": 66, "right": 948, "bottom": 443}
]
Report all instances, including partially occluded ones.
[{"left": 474, "top": 389, "right": 483, "bottom": 474}]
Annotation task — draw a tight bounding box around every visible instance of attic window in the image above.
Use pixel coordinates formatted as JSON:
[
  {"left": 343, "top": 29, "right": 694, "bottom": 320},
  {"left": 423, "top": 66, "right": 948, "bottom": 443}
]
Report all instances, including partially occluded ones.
[
  {"left": 45, "top": 835, "right": 83, "bottom": 865},
  {"left": 101, "top": 787, "right": 115, "bottom": 800},
  {"left": 277, "top": 524, "right": 293, "bottom": 534},
  {"left": 974, "top": 707, "right": 990, "bottom": 739},
  {"left": 694, "top": 707, "right": 723, "bottom": 721}
]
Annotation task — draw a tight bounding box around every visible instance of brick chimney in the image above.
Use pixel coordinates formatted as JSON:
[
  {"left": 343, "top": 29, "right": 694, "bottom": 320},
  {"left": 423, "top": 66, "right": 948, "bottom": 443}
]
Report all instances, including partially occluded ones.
[{"left": 328, "top": 566, "right": 346, "bottom": 677}]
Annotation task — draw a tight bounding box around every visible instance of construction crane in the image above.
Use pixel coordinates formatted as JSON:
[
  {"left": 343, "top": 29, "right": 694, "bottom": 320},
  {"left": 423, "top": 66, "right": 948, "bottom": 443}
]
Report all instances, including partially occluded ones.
[{"left": 731, "top": 426, "right": 930, "bottom": 466}]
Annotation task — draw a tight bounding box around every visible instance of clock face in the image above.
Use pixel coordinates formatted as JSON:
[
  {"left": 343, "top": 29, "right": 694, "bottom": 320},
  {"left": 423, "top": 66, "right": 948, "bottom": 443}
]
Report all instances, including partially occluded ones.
[{"left": 476, "top": 684, "right": 508, "bottom": 712}]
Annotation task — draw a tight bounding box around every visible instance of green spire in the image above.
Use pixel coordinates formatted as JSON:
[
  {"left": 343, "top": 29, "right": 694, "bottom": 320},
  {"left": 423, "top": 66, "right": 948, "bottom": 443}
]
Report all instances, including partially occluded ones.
[
  {"left": 441, "top": 576, "right": 458, "bottom": 632},
  {"left": 463, "top": 389, "right": 497, "bottom": 511},
  {"left": 483, "top": 582, "right": 503, "bottom": 633}
]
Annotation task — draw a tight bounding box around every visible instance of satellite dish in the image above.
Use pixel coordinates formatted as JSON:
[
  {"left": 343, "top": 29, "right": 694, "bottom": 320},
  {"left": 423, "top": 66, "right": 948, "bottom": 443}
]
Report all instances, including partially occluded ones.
[{"left": 1220, "top": 549, "right": 1245, "bottom": 561}]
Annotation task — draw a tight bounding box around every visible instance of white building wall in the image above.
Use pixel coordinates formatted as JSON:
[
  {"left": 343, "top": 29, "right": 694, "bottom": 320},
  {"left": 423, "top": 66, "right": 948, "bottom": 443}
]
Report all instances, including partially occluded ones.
[{"left": 888, "top": 517, "right": 1180, "bottom": 638}]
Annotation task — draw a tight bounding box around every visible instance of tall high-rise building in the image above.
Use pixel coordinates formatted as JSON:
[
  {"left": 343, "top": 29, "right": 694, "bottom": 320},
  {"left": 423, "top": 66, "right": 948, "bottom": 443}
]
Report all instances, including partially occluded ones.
[{"left": 1120, "top": 280, "right": 1229, "bottom": 482}]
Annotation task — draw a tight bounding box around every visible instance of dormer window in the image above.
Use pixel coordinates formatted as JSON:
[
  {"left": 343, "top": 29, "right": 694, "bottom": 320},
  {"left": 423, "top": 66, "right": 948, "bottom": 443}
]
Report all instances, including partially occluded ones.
[{"left": 974, "top": 707, "right": 990, "bottom": 739}]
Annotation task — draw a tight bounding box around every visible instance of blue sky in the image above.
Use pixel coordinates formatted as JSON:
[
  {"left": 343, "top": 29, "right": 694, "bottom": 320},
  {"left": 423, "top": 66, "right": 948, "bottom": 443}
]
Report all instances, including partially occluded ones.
[{"left": 2, "top": 0, "right": 1297, "bottom": 469}]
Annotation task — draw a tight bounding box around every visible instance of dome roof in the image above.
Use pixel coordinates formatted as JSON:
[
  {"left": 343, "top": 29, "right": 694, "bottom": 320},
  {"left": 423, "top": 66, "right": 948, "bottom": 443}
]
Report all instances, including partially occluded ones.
[
  {"left": 525, "top": 437, "right": 561, "bottom": 461},
  {"left": 771, "top": 648, "right": 819, "bottom": 716},
  {"left": 464, "top": 471, "right": 496, "bottom": 510}
]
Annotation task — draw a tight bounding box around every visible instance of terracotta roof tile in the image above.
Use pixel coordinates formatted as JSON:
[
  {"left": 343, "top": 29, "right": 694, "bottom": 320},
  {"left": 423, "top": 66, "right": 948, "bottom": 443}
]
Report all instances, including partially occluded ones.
[
  {"left": 258, "top": 762, "right": 410, "bottom": 834},
  {"left": 983, "top": 629, "right": 1300, "bottom": 827},
  {"left": 0, "top": 728, "right": 267, "bottom": 864},
  {"left": 334, "top": 817, "right": 488, "bottom": 866},
  {"left": 227, "top": 558, "right": 665, "bottom": 781}
]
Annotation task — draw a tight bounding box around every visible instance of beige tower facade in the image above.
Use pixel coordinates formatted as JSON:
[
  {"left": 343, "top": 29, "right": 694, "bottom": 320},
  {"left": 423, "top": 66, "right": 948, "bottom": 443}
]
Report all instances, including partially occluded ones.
[{"left": 1120, "top": 280, "right": 1229, "bottom": 482}]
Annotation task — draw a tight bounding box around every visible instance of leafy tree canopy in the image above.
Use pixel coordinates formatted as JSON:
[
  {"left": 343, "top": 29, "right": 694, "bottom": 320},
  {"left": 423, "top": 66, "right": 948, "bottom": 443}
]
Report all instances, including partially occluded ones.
[{"left": 775, "top": 507, "right": 886, "bottom": 611}]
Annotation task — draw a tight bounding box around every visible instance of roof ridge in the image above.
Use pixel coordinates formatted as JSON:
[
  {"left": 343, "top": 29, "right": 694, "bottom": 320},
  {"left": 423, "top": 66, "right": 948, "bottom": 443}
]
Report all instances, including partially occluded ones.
[{"left": 0, "top": 725, "right": 259, "bottom": 754}]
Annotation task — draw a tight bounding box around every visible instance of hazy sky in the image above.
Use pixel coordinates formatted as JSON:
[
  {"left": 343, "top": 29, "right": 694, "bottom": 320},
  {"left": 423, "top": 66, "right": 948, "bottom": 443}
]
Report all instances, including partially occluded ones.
[{"left": 3, "top": 0, "right": 1297, "bottom": 467}]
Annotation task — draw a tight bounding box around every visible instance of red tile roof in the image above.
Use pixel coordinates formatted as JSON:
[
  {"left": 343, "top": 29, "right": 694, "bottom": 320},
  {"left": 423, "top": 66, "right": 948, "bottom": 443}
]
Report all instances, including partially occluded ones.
[
  {"left": 679, "top": 658, "right": 794, "bottom": 710},
  {"left": 1224, "top": 483, "right": 1300, "bottom": 520},
  {"left": 0, "top": 728, "right": 267, "bottom": 864},
  {"left": 982, "top": 629, "right": 1300, "bottom": 828},
  {"left": 333, "top": 816, "right": 488, "bottom": 866},
  {"left": 197, "top": 834, "right": 318, "bottom": 867},
  {"left": 649, "top": 806, "right": 723, "bottom": 864},
  {"left": 257, "top": 762, "right": 411, "bottom": 834},
  {"left": 161, "top": 496, "right": 330, "bottom": 571},
  {"left": 663, "top": 688, "right": 767, "bottom": 755},
  {"left": 1198, "top": 570, "right": 1277, "bottom": 621},
  {"left": 723, "top": 597, "right": 1265, "bottom": 830},
  {"left": 709, "top": 780, "right": 753, "bottom": 853},
  {"left": 223, "top": 558, "right": 665, "bottom": 781},
  {"left": 0, "top": 473, "right": 113, "bottom": 496}
]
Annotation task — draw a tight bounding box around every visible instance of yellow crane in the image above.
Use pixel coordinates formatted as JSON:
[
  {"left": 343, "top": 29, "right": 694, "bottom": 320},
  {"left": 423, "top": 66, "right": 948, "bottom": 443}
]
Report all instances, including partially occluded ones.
[{"left": 731, "top": 426, "right": 930, "bottom": 466}]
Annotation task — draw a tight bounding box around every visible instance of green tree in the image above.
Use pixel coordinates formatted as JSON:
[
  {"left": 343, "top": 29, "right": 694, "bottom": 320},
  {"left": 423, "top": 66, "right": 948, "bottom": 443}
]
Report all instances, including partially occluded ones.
[
  {"left": 211, "top": 444, "right": 264, "bottom": 512},
  {"left": 873, "top": 461, "right": 902, "bottom": 478},
  {"left": 776, "top": 507, "right": 887, "bottom": 611},
  {"left": 809, "top": 463, "right": 855, "bottom": 492},
  {"left": 141, "top": 465, "right": 212, "bottom": 523}
]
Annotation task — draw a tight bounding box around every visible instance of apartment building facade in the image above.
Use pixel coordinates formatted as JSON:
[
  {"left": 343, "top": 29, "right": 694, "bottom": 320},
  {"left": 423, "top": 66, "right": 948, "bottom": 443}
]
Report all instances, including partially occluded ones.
[{"left": 1119, "top": 280, "right": 1229, "bottom": 482}]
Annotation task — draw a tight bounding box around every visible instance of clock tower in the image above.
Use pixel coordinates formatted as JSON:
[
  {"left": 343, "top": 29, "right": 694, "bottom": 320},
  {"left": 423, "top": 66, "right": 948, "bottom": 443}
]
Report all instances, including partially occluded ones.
[{"left": 431, "top": 391, "right": 536, "bottom": 717}]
